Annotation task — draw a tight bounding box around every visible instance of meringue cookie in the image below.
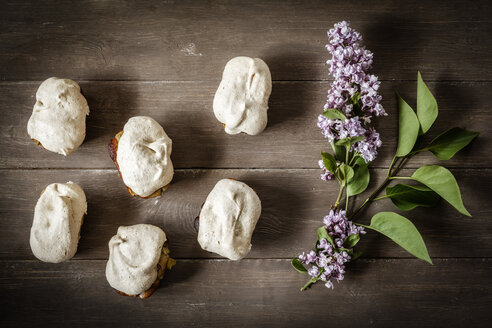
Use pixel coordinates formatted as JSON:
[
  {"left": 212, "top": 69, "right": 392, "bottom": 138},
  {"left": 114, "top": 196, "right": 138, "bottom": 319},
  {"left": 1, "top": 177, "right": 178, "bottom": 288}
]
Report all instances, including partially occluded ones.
[
  {"left": 30, "top": 182, "right": 87, "bottom": 263},
  {"left": 116, "top": 116, "right": 174, "bottom": 197},
  {"left": 213, "top": 56, "right": 272, "bottom": 135},
  {"left": 197, "top": 179, "right": 262, "bottom": 260},
  {"left": 106, "top": 224, "right": 168, "bottom": 296},
  {"left": 27, "top": 77, "right": 89, "bottom": 155}
]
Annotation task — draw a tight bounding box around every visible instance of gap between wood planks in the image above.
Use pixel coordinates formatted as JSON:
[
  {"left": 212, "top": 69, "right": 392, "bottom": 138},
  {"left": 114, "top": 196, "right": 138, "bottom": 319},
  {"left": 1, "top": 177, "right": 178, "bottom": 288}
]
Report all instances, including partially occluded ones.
[
  {"left": 1, "top": 168, "right": 491, "bottom": 171},
  {"left": 1, "top": 79, "right": 492, "bottom": 83},
  {"left": 3, "top": 257, "right": 491, "bottom": 262}
]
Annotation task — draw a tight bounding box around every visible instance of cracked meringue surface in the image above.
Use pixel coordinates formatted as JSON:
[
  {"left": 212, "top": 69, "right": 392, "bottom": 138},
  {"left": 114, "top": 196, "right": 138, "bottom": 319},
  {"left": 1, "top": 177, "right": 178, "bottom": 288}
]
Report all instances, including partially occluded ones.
[
  {"left": 27, "top": 77, "right": 89, "bottom": 155},
  {"left": 105, "top": 224, "right": 167, "bottom": 296},
  {"left": 197, "top": 179, "right": 262, "bottom": 260},
  {"left": 116, "top": 116, "right": 174, "bottom": 197},
  {"left": 30, "top": 182, "right": 87, "bottom": 263},
  {"left": 213, "top": 56, "right": 271, "bottom": 135}
]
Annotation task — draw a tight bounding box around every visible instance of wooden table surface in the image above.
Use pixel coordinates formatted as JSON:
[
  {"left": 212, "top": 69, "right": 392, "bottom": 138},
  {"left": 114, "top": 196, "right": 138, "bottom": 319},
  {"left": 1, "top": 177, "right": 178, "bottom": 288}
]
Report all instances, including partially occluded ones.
[{"left": 1, "top": 1, "right": 491, "bottom": 327}]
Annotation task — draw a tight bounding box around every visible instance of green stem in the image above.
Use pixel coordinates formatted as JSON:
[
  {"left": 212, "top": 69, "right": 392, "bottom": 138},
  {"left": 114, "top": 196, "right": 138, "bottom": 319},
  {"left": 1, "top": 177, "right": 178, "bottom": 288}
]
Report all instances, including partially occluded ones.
[
  {"left": 372, "top": 195, "right": 390, "bottom": 201},
  {"left": 350, "top": 154, "right": 412, "bottom": 219},
  {"left": 354, "top": 197, "right": 369, "bottom": 214},
  {"left": 333, "top": 185, "right": 345, "bottom": 208},
  {"left": 394, "top": 155, "right": 409, "bottom": 173},
  {"left": 387, "top": 155, "right": 398, "bottom": 177},
  {"left": 389, "top": 176, "right": 411, "bottom": 180},
  {"left": 409, "top": 147, "right": 428, "bottom": 156},
  {"left": 300, "top": 277, "right": 317, "bottom": 291},
  {"left": 354, "top": 223, "right": 370, "bottom": 229},
  {"left": 349, "top": 153, "right": 358, "bottom": 166},
  {"left": 344, "top": 146, "right": 351, "bottom": 213},
  {"left": 351, "top": 176, "right": 390, "bottom": 218},
  {"left": 345, "top": 192, "right": 349, "bottom": 212}
]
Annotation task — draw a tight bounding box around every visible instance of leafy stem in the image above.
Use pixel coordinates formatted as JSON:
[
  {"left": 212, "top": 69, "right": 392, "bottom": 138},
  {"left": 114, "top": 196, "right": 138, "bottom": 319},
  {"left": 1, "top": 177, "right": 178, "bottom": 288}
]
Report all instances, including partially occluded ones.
[
  {"left": 300, "top": 267, "right": 325, "bottom": 291},
  {"left": 387, "top": 155, "right": 397, "bottom": 177},
  {"left": 344, "top": 147, "right": 350, "bottom": 212},
  {"left": 372, "top": 195, "right": 389, "bottom": 201},
  {"left": 345, "top": 145, "right": 350, "bottom": 165},
  {"left": 333, "top": 185, "right": 345, "bottom": 208},
  {"left": 351, "top": 154, "right": 411, "bottom": 218},
  {"left": 349, "top": 154, "right": 358, "bottom": 166},
  {"left": 300, "top": 277, "right": 317, "bottom": 291},
  {"left": 345, "top": 192, "right": 349, "bottom": 212}
]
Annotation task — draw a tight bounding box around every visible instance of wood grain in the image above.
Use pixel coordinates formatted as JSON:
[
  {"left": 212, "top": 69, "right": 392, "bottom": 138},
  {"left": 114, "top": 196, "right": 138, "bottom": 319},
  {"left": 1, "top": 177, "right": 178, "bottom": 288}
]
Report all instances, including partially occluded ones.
[
  {"left": 1, "top": 168, "right": 489, "bottom": 260},
  {"left": 0, "top": 81, "right": 487, "bottom": 169},
  {"left": 1, "top": 259, "right": 491, "bottom": 327},
  {"left": 0, "top": 0, "right": 491, "bottom": 81}
]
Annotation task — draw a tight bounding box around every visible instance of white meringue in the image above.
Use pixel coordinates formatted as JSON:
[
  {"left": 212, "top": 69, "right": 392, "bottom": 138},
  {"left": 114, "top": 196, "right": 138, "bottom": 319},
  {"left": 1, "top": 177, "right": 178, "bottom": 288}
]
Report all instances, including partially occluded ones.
[
  {"left": 213, "top": 56, "right": 272, "bottom": 135},
  {"left": 197, "top": 179, "right": 262, "bottom": 260},
  {"left": 116, "top": 116, "right": 174, "bottom": 197},
  {"left": 27, "top": 77, "right": 89, "bottom": 155},
  {"left": 30, "top": 182, "right": 87, "bottom": 263},
  {"left": 106, "top": 224, "right": 167, "bottom": 296}
]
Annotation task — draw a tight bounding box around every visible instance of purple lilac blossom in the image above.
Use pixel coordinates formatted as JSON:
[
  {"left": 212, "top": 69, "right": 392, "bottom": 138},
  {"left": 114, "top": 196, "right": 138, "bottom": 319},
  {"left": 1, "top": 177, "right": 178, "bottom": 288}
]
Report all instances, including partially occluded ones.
[
  {"left": 354, "top": 128, "right": 382, "bottom": 163},
  {"left": 318, "top": 20, "right": 386, "bottom": 169},
  {"left": 318, "top": 116, "right": 366, "bottom": 144},
  {"left": 299, "top": 209, "right": 365, "bottom": 290}
]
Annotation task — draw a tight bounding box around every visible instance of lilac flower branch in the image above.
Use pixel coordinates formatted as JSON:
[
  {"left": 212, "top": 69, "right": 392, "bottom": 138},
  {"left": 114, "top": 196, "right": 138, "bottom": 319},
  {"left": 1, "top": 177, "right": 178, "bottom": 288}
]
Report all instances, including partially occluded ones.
[
  {"left": 293, "top": 20, "right": 479, "bottom": 291},
  {"left": 294, "top": 21, "right": 384, "bottom": 291}
]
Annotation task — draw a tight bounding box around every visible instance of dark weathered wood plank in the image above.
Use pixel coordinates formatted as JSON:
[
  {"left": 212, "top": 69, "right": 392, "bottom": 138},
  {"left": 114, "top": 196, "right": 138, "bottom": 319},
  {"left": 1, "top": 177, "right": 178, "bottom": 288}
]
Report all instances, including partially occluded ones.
[
  {"left": 1, "top": 259, "right": 490, "bottom": 327},
  {"left": 0, "top": 81, "right": 487, "bottom": 169},
  {"left": 0, "top": 1, "right": 490, "bottom": 326},
  {"left": 1, "top": 168, "right": 489, "bottom": 260},
  {"left": 1, "top": 0, "right": 491, "bottom": 81}
]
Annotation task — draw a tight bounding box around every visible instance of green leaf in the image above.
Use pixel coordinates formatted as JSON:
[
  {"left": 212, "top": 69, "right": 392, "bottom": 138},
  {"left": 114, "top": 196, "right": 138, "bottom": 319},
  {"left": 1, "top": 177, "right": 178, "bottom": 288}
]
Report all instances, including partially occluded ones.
[
  {"left": 335, "top": 136, "right": 365, "bottom": 149},
  {"left": 410, "top": 165, "right": 471, "bottom": 217},
  {"left": 322, "top": 108, "right": 347, "bottom": 121},
  {"left": 385, "top": 183, "right": 440, "bottom": 211},
  {"left": 343, "top": 234, "right": 360, "bottom": 248},
  {"left": 338, "top": 163, "right": 354, "bottom": 185},
  {"left": 366, "top": 212, "right": 432, "bottom": 264},
  {"left": 291, "top": 258, "right": 308, "bottom": 273},
  {"left": 351, "top": 250, "right": 363, "bottom": 261},
  {"left": 351, "top": 92, "right": 361, "bottom": 104},
  {"left": 424, "top": 127, "right": 479, "bottom": 160},
  {"left": 417, "top": 72, "right": 438, "bottom": 134},
  {"left": 347, "top": 157, "right": 370, "bottom": 196},
  {"left": 331, "top": 142, "right": 346, "bottom": 162},
  {"left": 396, "top": 94, "right": 420, "bottom": 157},
  {"left": 317, "top": 227, "right": 334, "bottom": 246},
  {"left": 321, "top": 151, "right": 337, "bottom": 174}
]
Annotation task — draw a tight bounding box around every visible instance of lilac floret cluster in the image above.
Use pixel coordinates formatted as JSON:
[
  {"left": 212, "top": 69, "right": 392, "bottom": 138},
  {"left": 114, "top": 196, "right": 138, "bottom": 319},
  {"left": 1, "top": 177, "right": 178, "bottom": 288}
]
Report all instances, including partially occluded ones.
[
  {"left": 318, "top": 116, "right": 366, "bottom": 143},
  {"left": 299, "top": 210, "right": 365, "bottom": 289},
  {"left": 318, "top": 160, "right": 334, "bottom": 181},
  {"left": 318, "top": 21, "right": 386, "bottom": 166},
  {"left": 354, "top": 128, "right": 382, "bottom": 163},
  {"left": 324, "top": 21, "right": 385, "bottom": 117}
]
